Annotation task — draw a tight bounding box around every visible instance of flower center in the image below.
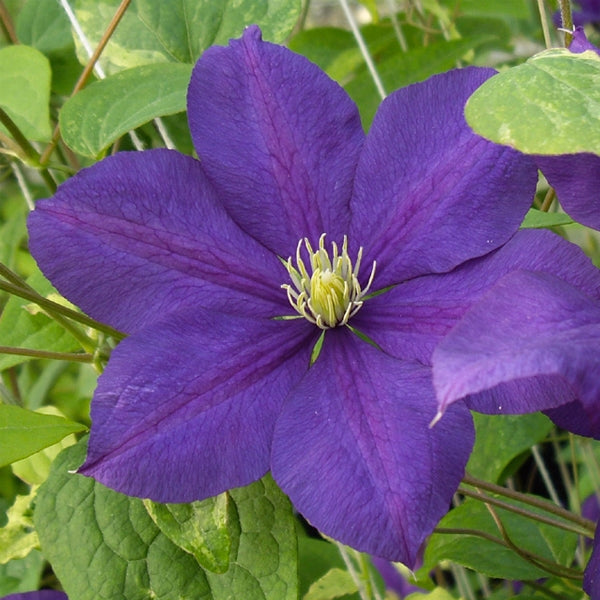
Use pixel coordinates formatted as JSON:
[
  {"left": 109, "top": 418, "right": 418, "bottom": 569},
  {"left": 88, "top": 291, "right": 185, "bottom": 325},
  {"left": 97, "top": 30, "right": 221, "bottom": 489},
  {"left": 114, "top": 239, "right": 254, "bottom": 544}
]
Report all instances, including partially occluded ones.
[{"left": 282, "top": 234, "right": 376, "bottom": 329}]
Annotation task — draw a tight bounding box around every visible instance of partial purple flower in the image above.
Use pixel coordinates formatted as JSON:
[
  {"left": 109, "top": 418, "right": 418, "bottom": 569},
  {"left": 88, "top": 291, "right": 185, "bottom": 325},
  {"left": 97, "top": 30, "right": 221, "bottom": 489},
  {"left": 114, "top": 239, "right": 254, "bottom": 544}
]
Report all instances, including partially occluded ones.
[
  {"left": 0, "top": 592, "right": 68, "bottom": 600},
  {"left": 372, "top": 557, "right": 425, "bottom": 597},
  {"left": 585, "top": 523, "right": 600, "bottom": 599},
  {"left": 28, "top": 26, "right": 581, "bottom": 564},
  {"left": 568, "top": 25, "right": 600, "bottom": 54},
  {"left": 433, "top": 268, "right": 600, "bottom": 437}
]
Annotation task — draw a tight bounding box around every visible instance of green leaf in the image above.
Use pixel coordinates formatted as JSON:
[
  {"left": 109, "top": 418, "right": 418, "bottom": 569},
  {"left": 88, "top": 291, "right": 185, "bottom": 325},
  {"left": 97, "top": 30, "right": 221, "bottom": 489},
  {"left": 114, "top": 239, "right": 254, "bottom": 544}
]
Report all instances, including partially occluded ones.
[
  {"left": 465, "top": 49, "right": 600, "bottom": 155},
  {"left": 16, "top": 0, "right": 82, "bottom": 94},
  {"left": 422, "top": 496, "right": 578, "bottom": 581},
  {"left": 0, "top": 269, "right": 81, "bottom": 372},
  {"left": 406, "top": 589, "right": 458, "bottom": 600},
  {"left": 521, "top": 209, "right": 574, "bottom": 229},
  {"left": 73, "top": 0, "right": 302, "bottom": 74},
  {"left": 303, "top": 568, "right": 358, "bottom": 600},
  {"left": 11, "top": 406, "right": 79, "bottom": 485},
  {"left": 298, "top": 536, "right": 348, "bottom": 598},
  {"left": 0, "top": 211, "right": 26, "bottom": 272},
  {"left": 288, "top": 27, "right": 368, "bottom": 83},
  {"left": 439, "top": 0, "right": 532, "bottom": 19},
  {"left": 0, "top": 405, "right": 86, "bottom": 467},
  {"left": 35, "top": 440, "right": 298, "bottom": 599},
  {"left": 0, "top": 550, "right": 45, "bottom": 596},
  {"left": 345, "top": 35, "right": 492, "bottom": 127},
  {"left": 467, "top": 413, "right": 554, "bottom": 482},
  {"left": 35, "top": 440, "right": 212, "bottom": 600},
  {"left": 16, "top": 0, "right": 73, "bottom": 53},
  {"left": 144, "top": 494, "right": 233, "bottom": 574},
  {"left": 291, "top": 25, "right": 491, "bottom": 128},
  {"left": 204, "top": 475, "right": 298, "bottom": 600},
  {"left": 60, "top": 63, "right": 193, "bottom": 157},
  {"left": 0, "top": 487, "right": 39, "bottom": 563},
  {"left": 0, "top": 45, "right": 52, "bottom": 141}
]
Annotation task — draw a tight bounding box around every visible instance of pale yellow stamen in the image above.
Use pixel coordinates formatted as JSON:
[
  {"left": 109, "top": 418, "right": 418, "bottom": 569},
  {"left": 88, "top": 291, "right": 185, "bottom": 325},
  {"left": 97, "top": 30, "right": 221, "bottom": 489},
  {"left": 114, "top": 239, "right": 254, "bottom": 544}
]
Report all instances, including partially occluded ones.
[{"left": 282, "top": 234, "right": 376, "bottom": 329}]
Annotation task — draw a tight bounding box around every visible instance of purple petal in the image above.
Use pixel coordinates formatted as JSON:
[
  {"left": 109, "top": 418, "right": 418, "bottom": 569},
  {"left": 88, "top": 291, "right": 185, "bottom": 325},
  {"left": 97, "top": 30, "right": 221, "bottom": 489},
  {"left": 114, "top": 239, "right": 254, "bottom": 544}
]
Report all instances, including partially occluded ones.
[
  {"left": 545, "top": 399, "right": 600, "bottom": 439},
  {"left": 271, "top": 330, "right": 473, "bottom": 565},
  {"left": 1, "top": 594, "right": 68, "bottom": 600},
  {"left": 433, "top": 270, "right": 600, "bottom": 417},
  {"left": 79, "top": 310, "right": 316, "bottom": 502},
  {"left": 570, "top": 26, "right": 600, "bottom": 54},
  {"left": 585, "top": 524, "right": 600, "bottom": 600},
  {"left": 188, "top": 26, "right": 364, "bottom": 255},
  {"left": 28, "top": 150, "right": 286, "bottom": 334},
  {"left": 350, "top": 67, "right": 537, "bottom": 285},
  {"left": 372, "top": 557, "right": 425, "bottom": 596},
  {"left": 353, "top": 228, "right": 600, "bottom": 364},
  {"left": 536, "top": 153, "right": 600, "bottom": 231}
]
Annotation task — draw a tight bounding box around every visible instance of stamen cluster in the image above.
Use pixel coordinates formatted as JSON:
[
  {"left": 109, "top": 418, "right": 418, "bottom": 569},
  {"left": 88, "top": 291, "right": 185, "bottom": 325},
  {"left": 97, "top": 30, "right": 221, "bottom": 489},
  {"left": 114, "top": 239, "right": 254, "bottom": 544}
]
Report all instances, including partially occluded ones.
[{"left": 282, "top": 234, "right": 376, "bottom": 329}]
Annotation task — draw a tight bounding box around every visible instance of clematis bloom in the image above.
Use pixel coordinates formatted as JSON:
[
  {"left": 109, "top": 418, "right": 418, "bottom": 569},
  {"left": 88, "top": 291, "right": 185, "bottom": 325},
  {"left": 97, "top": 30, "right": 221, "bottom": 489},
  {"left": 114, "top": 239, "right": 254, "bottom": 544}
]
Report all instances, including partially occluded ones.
[{"left": 27, "top": 27, "right": 593, "bottom": 564}]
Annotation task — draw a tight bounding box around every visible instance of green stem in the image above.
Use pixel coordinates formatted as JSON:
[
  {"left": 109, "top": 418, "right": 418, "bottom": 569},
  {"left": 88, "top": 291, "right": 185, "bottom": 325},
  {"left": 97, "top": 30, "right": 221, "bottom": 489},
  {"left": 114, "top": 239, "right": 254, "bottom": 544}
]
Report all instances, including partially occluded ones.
[
  {"left": 479, "top": 492, "right": 583, "bottom": 580},
  {"left": 0, "top": 346, "right": 93, "bottom": 363},
  {"left": 540, "top": 187, "right": 555, "bottom": 212},
  {"left": 559, "top": 0, "right": 574, "bottom": 45},
  {"left": 0, "top": 106, "right": 57, "bottom": 193},
  {"left": 523, "top": 579, "right": 579, "bottom": 600},
  {"left": 0, "top": 278, "right": 124, "bottom": 344},
  {"left": 0, "top": 0, "right": 17, "bottom": 44},
  {"left": 462, "top": 473, "right": 595, "bottom": 535},
  {"left": 435, "top": 527, "right": 582, "bottom": 580},
  {"left": 334, "top": 542, "right": 371, "bottom": 600},
  {"left": 536, "top": 0, "right": 552, "bottom": 49},
  {"left": 458, "top": 486, "right": 591, "bottom": 538}
]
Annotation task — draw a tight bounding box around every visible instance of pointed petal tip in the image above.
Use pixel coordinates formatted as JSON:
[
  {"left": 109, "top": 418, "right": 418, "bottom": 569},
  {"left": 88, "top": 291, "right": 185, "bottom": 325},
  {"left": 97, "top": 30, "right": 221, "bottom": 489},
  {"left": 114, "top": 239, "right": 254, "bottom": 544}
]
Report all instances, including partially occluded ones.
[
  {"left": 429, "top": 409, "right": 444, "bottom": 428},
  {"left": 242, "top": 23, "right": 262, "bottom": 40}
]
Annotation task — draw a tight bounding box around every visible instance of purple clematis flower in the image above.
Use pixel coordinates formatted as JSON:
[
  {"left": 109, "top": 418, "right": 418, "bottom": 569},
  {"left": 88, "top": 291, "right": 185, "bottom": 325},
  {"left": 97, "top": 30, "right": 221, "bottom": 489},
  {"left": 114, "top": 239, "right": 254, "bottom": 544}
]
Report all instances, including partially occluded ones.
[{"left": 27, "top": 26, "right": 590, "bottom": 563}]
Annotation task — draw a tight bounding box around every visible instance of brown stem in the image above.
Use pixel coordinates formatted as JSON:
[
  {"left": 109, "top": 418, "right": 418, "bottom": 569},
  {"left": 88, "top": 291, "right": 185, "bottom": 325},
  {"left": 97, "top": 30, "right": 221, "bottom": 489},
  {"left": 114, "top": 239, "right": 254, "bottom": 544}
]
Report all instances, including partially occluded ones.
[
  {"left": 0, "top": 0, "right": 18, "bottom": 44},
  {"left": 39, "top": 0, "right": 133, "bottom": 165},
  {"left": 0, "top": 346, "right": 93, "bottom": 363},
  {"left": 462, "top": 472, "right": 595, "bottom": 534},
  {"left": 559, "top": 0, "right": 574, "bottom": 46}
]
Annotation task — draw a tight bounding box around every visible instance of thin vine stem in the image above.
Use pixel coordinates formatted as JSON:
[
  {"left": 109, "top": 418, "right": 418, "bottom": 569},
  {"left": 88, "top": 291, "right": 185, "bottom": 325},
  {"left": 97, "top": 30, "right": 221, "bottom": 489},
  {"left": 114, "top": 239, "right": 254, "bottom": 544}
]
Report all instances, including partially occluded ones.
[
  {"left": 338, "top": 0, "right": 387, "bottom": 99},
  {"left": 435, "top": 527, "right": 582, "bottom": 580},
  {"left": 462, "top": 473, "right": 596, "bottom": 534},
  {"left": 558, "top": 0, "right": 574, "bottom": 45},
  {"left": 0, "top": 107, "right": 57, "bottom": 193},
  {"left": 0, "top": 346, "right": 93, "bottom": 363},
  {"left": 477, "top": 489, "right": 583, "bottom": 580},
  {"left": 523, "top": 578, "right": 581, "bottom": 600},
  {"left": 540, "top": 187, "right": 556, "bottom": 212},
  {"left": 39, "top": 0, "right": 133, "bottom": 166},
  {"left": 536, "top": 0, "right": 552, "bottom": 49},
  {"left": 335, "top": 542, "right": 371, "bottom": 600},
  {"left": 0, "top": 278, "right": 124, "bottom": 343},
  {"left": 0, "top": 0, "right": 17, "bottom": 44},
  {"left": 458, "top": 486, "right": 591, "bottom": 538}
]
